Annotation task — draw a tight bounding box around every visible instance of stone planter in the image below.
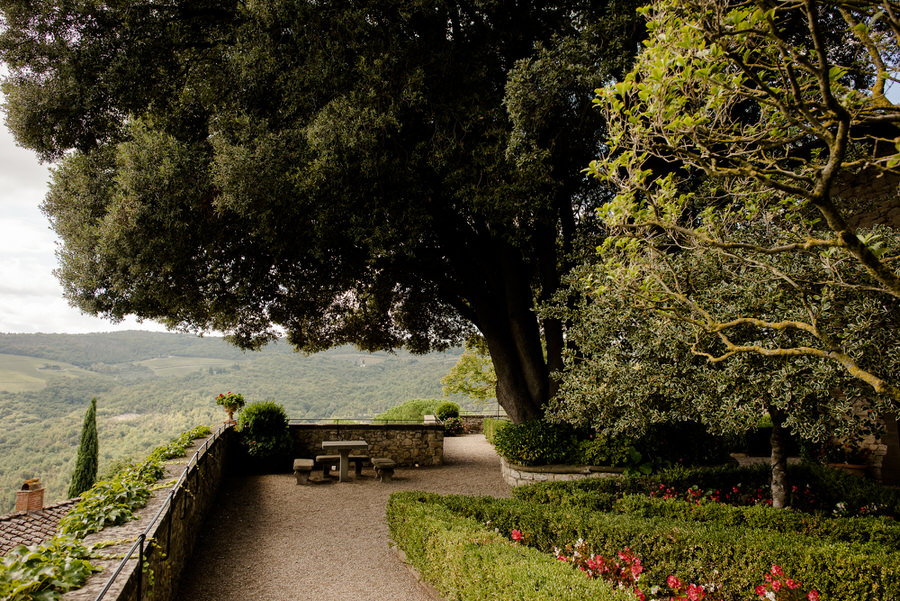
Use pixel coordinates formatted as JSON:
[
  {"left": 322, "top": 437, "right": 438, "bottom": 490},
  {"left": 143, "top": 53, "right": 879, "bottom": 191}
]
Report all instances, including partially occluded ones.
[{"left": 499, "top": 457, "right": 624, "bottom": 488}]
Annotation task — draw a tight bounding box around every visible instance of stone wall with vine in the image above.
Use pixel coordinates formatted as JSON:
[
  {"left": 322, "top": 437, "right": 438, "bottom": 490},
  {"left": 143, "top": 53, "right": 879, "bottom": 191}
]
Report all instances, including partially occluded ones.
[{"left": 63, "top": 428, "right": 235, "bottom": 601}]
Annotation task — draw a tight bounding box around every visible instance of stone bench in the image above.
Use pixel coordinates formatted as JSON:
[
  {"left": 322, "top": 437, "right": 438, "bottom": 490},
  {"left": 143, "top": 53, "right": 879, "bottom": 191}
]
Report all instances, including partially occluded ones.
[
  {"left": 315, "top": 454, "right": 370, "bottom": 478},
  {"left": 293, "top": 458, "right": 315, "bottom": 485},
  {"left": 372, "top": 458, "right": 396, "bottom": 483}
]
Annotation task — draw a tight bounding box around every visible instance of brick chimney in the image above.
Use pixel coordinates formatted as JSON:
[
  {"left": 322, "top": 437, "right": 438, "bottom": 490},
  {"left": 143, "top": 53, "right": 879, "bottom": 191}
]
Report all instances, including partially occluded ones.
[{"left": 15, "top": 478, "right": 44, "bottom": 512}]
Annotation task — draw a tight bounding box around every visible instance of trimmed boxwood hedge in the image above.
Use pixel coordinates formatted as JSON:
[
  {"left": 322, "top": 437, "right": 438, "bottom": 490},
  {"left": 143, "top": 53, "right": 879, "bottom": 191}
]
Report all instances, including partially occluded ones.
[
  {"left": 482, "top": 418, "right": 509, "bottom": 445},
  {"left": 513, "top": 463, "right": 900, "bottom": 518},
  {"left": 389, "top": 491, "right": 900, "bottom": 601},
  {"left": 386, "top": 491, "right": 630, "bottom": 601},
  {"left": 612, "top": 495, "right": 900, "bottom": 549}
]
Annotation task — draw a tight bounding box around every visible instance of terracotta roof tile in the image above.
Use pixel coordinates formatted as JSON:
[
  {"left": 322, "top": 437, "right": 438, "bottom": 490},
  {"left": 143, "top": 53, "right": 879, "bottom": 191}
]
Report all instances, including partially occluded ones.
[{"left": 0, "top": 499, "right": 79, "bottom": 555}]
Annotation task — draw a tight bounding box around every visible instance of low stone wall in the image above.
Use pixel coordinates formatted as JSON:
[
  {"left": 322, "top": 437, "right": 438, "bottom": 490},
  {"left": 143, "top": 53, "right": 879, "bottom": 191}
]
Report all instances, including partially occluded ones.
[
  {"left": 64, "top": 427, "right": 235, "bottom": 601},
  {"left": 499, "top": 457, "right": 624, "bottom": 488},
  {"left": 290, "top": 424, "right": 444, "bottom": 466},
  {"left": 459, "top": 414, "right": 505, "bottom": 434}
]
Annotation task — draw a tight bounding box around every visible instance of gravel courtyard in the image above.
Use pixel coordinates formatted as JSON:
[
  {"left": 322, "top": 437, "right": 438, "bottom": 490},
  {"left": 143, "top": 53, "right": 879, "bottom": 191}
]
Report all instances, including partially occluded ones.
[{"left": 173, "top": 434, "right": 511, "bottom": 601}]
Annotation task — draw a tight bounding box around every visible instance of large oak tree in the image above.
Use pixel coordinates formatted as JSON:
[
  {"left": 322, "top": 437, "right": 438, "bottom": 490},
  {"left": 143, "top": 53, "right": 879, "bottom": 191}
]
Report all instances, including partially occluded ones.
[{"left": 0, "top": 0, "right": 644, "bottom": 422}]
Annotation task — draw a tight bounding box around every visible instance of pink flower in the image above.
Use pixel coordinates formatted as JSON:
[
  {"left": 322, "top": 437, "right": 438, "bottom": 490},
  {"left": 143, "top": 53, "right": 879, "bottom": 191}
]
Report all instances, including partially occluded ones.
[
  {"left": 667, "top": 575, "right": 682, "bottom": 589},
  {"left": 755, "top": 585, "right": 767, "bottom": 596},
  {"left": 771, "top": 580, "right": 782, "bottom": 592},
  {"left": 807, "top": 591, "right": 820, "bottom": 601},
  {"left": 786, "top": 578, "right": 801, "bottom": 590},
  {"left": 686, "top": 584, "right": 705, "bottom": 600},
  {"left": 510, "top": 529, "right": 523, "bottom": 542},
  {"left": 635, "top": 589, "right": 646, "bottom": 601},
  {"left": 770, "top": 565, "right": 784, "bottom": 577}
]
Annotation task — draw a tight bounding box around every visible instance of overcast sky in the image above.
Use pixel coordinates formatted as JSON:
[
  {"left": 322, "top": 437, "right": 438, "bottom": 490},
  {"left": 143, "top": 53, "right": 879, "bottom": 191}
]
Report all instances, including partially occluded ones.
[{"left": 0, "top": 98, "right": 168, "bottom": 334}]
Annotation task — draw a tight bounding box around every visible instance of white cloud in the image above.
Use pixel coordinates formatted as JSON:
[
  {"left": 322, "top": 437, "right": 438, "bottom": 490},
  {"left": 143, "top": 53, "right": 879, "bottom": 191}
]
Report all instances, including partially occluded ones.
[{"left": 0, "top": 94, "right": 167, "bottom": 334}]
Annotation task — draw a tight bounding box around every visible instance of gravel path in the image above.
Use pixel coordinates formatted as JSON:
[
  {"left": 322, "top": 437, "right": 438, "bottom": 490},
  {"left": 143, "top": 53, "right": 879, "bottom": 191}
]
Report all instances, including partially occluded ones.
[{"left": 173, "top": 434, "right": 511, "bottom": 601}]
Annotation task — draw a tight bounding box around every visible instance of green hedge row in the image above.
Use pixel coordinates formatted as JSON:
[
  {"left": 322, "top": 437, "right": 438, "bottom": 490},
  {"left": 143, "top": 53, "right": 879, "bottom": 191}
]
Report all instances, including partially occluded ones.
[
  {"left": 482, "top": 417, "right": 509, "bottom": 445},
  {"left": 513, "top": 463, "right": 900, "bottom": 518},
  {"left": 612, "top": 495, "right": 900, "bottom": 549},
  {"left": 386, "top": 492, "right": 630, "bottom": 601},
  {"left": 396, "top": 492, "right": 900, "bottom": 600}
]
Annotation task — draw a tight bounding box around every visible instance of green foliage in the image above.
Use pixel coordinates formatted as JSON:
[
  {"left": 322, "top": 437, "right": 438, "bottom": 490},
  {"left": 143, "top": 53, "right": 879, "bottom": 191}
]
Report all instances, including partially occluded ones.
[
  {"left": 237, "top": 402, "right": 291, "bottom": 459},
  {"left": 442, "top": 417, "right": 467, "bottom": 437},
  {"left": 580, "top": 0, "right": 900, "bottom": 406},
  {"left": 612, "top": 495, "right": 900, "bottom": 549},
  {"left": 571, "top": 436, "right": 631, "bottom": 467},
  {"left": 491, "top": 420, "right": 579, "bottom": 465},
  {"left": 386, "top": 492, "right": 628, "bottom": 601},
  {"left": 215, "top": 392, "right": 245, "bottom": 411},
  {"left": 58, "top": 425, "right": 210, "bottom": 538},
  {"left": 512, "top": 463, "right": 900, "bottom": 519},
  {"left": 397, "top": 491, "right": 900, "bottom": 601},
  {"left": 373, "top": 399, "right": 445, "bottom": 424},
  {"left": 67, "top": 398, "right": 98, "bottom": 498},
  {"left": 0, "top": 536, "right": 99, "bottom": 601},
  {"left": 440, "top": 337, "right": 496, "bottom": 404},
  {"left": 0, "top": 0, "right": 649, "bottom": 423},
  {"left": 0, "top": 425, "right": 209, "bottom": 600},
  {"left": 0, "top": 333, "right": 463, "bottom": 512},
  {"left": 435, "top": 402, "right": 460, "bottom": 420},
  {"left": 482, "top": 418, "right": 510, "bottom": 445}
]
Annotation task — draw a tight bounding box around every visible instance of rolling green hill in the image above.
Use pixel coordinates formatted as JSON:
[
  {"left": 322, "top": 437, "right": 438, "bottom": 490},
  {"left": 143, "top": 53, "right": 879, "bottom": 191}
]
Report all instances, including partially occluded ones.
[{"left": 0, "top": 332, "right": 469, "bottom": 512}]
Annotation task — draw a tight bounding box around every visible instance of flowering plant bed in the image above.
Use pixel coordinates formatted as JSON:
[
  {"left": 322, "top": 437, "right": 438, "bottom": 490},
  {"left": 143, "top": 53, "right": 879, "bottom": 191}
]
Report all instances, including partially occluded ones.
[{"left": 389, "top": 488, "right": 900, "bottom": 600}]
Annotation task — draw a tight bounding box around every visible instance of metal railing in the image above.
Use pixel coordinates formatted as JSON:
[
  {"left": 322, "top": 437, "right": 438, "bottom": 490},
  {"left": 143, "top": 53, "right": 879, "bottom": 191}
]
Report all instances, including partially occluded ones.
[{"left": 94, "top": 423, "right": 229, "bottom": 601}]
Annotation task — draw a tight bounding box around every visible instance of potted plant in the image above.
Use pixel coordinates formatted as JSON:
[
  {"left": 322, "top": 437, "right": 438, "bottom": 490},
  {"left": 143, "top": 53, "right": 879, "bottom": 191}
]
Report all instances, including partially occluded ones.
[{"left": 216, "top": 392, "right": 245, "bottom": 425}]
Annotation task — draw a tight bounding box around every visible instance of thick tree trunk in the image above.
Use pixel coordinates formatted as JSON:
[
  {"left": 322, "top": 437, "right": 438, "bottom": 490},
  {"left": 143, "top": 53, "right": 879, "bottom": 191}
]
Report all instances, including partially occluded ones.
[
  {"left": 472, "top": 243, "right": 549, "bottom": 424},
  {"left": 769, "top": 408, "right": 790, "bottom": 509}
]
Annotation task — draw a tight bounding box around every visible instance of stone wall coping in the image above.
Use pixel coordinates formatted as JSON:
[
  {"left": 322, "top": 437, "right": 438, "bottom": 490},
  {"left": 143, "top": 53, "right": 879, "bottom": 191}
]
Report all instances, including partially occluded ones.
[{"left": 502, "top": 459, "right": 625, "bottom": 475}]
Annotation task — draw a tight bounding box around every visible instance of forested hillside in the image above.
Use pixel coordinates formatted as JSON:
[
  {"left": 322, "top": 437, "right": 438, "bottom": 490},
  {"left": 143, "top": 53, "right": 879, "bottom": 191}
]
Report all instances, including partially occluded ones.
[{"left": 0, "top": 332, "right": 468, "bottom": 512}]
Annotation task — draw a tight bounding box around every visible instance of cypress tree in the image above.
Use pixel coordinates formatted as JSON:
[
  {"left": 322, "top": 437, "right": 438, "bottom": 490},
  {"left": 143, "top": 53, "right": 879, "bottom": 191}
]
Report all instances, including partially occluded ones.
[{"left": 68, "top": 397, "right": 99, "bottom": 498}]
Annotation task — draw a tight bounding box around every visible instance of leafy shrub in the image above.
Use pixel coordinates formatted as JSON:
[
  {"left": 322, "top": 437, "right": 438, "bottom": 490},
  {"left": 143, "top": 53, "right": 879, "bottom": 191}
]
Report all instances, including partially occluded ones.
[
  {"left": 386, "top": 492, "right": 627, "bottom": 601},
  {"left": 0, "top": 537, "right": 99, "bottom": 600},
  {"left": 612, "top": 495, "right": 900, "bottom": 548},
  {"left": 483, "top": 417, "right": 509, "bottom": 444},
  {"left": 491, "top": 420, "right": 578, "bottom": 465},
  {"left": 373, "top": 399, "right": 444, "bottom": 423},
  {"left": 435, "top": 401, "right": 460, "bottom": 420},
  {"left": 405, "top": 492, "right": 900, "bottom": 601},
  {"left": 215, "top": 392, "right": 245, "bottom": 411},
  {"left": 443, "top": 417, "right": 467, "bottom": 436},
  {"left": 238, "top": 401, "right": 292, "bottom": 458},
  {"left": 571, "top": 435, "right": 632, "bottom": 467},
  {"left": 513, "top": 462, "right": 900, "bottom": 519},
  {"left": 2, "top": 425, "right": 211, "bottom": 599}
]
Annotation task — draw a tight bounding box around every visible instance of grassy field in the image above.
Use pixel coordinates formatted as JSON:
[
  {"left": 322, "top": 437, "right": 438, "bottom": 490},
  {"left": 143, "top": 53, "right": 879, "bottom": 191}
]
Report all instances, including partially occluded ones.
[
  {"left": 0, "top": 354, "right": 97, "bottom": 393},
  {"left": 135, "top": 356, "right": 246, "bottom": 377}
]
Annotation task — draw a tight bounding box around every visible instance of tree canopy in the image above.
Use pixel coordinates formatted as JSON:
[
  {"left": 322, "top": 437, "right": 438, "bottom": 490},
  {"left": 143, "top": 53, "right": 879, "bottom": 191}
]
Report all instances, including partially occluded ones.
[
  {"left": 0, "top": 0, "right": 645, "bottom": 422},
  {"left": 585, "top": 0, "right": 900, "bottom": 402}
]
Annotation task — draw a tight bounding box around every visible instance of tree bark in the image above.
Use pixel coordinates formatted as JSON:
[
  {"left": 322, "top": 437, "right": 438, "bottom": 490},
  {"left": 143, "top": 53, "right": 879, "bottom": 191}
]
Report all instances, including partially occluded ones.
[
  {"left": 769, "top": 408, "right": 790, "bottom": 509},
  {"left": 467, "top": 241, "right": 549, "bottom": 424}
]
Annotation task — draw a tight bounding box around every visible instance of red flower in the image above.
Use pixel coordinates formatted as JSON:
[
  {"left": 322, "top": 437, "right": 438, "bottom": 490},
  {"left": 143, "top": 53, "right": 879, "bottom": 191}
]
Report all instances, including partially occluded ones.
[
  {"left": 510, "top": 529, "right": 523, "bottom": 542},
  {"left": 770, "top": 565, "right": 784, "bottom": 577},
  {"left": 807, "top": 592, "right": 820, "bottom": 601},
  {"left": 667, "top": 575, "right": 682, "bottom": 589},
  {"left": 755, "top": 585, "right": 766, "bottom": 596}
]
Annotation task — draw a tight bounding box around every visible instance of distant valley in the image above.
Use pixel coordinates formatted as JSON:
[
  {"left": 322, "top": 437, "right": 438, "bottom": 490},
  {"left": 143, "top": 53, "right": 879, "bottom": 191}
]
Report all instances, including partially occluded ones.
[{"left": 0, "top": 331, "right": 471, "bottom": 511}]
